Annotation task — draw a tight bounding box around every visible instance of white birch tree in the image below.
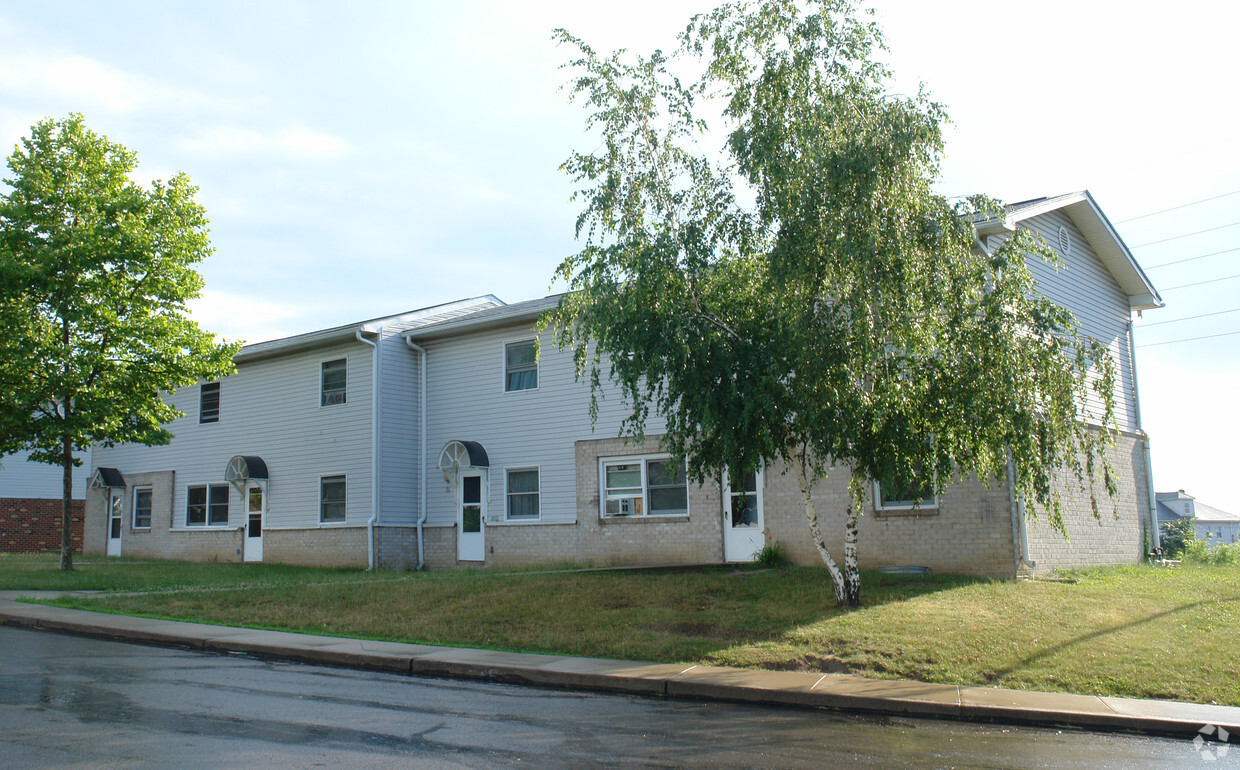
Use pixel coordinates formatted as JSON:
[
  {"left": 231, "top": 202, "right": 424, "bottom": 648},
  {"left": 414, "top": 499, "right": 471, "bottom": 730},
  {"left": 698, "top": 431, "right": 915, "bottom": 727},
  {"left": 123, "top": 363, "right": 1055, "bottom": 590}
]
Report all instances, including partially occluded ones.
[{"left": 542, "top": 0, "right": 1117, "bottom": 606}]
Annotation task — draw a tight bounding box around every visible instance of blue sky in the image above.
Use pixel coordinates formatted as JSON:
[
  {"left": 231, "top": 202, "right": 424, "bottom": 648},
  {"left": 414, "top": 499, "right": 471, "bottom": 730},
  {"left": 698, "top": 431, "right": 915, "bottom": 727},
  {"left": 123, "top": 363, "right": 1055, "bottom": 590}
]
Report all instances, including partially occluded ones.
[{"left": 1, "top": 0, "right": 1237, "bottom": 514}]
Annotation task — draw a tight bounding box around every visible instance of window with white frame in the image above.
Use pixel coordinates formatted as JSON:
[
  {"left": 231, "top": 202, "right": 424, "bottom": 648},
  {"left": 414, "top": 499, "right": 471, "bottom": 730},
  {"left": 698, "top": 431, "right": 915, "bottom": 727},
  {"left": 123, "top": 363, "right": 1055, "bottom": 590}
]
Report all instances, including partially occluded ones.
[
  {"left": 506, "top": 468, "right": 540, "bottom": 520},
  {"left": 187, "top": 484, "right": 229, "bottom": 526},
  {"left": 600, "top": 456, "right": 688, "bottom": 517},
  {"left": 873, "top": 471, "right": 937, "bottom": 512},
  {"left": 199, "top": 382, "right": 220, "bottom": 423},
  {"left": 320, "top": 475, "right": 347, "bottom": 523},
  {"left": 321, "top": 359, "right": 347, "bottom": 406},
  {"left": 132, "top": 487, "right": 152, "bottom": 528},
  {"left": 504, "top": 340, "right": 537, "bottom": 391}
]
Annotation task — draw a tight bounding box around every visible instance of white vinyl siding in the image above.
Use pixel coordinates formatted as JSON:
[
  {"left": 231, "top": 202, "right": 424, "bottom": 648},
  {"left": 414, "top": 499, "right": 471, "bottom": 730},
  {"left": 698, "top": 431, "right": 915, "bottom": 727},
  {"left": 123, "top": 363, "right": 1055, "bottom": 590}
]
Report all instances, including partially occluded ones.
[
  {"left": 92, "top": 338, "right": 375, "bottom": 530},
  {"left": 421, "top": 323, "right": 668, "bottom": 529},
  {"left": 990, "top": 211, "right": 1137, "bottom": 432},
  {"left": 0, "top": 447, "right": 91, "bottom": 499}
]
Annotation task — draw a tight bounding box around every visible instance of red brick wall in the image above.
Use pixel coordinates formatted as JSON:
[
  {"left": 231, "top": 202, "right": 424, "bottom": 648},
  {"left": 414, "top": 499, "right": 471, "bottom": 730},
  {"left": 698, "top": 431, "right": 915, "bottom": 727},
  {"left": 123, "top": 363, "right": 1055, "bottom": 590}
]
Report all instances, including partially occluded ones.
[{"left": 0, "top": 498, "right": 85, "bottom": 553}]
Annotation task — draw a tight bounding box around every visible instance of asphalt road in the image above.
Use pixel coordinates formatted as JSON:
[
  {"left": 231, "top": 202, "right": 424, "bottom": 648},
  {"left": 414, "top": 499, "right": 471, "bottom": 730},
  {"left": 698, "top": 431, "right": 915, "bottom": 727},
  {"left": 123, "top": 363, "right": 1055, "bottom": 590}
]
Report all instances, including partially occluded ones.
[{"left": 0, "top": 626, "right": 1205, "bottom": 768}]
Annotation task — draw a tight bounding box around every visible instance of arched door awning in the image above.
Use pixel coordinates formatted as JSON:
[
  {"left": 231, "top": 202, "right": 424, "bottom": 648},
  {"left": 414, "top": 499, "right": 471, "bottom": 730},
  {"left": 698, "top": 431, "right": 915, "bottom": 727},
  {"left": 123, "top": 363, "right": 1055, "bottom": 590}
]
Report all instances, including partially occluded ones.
[
  {"left": 89, "top": 467, "right": 125, "bottom": 490},
  {"left": 225, "top": 455, "right": 269, "bottom": 484},
  {"left": 438, "top": 441, "right": 489, "bottom": 483}
]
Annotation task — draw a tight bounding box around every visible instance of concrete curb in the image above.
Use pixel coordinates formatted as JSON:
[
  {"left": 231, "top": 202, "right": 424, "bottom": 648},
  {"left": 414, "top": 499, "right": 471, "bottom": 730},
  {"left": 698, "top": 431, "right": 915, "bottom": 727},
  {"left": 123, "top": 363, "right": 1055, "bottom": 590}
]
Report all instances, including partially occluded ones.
[{"left": 3, "top": 595, "right": 1237, "bottom": 740}]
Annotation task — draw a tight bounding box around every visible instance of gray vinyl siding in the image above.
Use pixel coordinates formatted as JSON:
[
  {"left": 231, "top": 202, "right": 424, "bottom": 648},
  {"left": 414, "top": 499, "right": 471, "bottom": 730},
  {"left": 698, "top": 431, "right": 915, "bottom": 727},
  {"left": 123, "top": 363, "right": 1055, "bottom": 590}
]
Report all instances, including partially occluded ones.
[
  {"left": 91, "top": 339, "right": 375, "bottom": 531},
  {"left": 422, "top": 322, "right": 666, "bottom": 529},
  {"left": 990, "top": 211, "right": 1137, "bottom": 432},
  {"left": 0, "top": 448, "right": 90, "bottom": 499}
]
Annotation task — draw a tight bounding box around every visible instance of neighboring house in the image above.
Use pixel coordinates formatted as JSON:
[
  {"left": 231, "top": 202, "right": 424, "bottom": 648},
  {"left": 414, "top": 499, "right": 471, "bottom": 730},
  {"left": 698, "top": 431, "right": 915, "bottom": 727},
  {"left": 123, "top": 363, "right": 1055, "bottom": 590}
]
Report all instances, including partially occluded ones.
[
  {"left": 84, "top": 191, "right": 1163, "bottom": 577},
  {"left": 0, "top": 447, "right": 90, "bottom": 553},
  {"left": 1156, "top": 491, "right": 1240, "bottom": 546}
]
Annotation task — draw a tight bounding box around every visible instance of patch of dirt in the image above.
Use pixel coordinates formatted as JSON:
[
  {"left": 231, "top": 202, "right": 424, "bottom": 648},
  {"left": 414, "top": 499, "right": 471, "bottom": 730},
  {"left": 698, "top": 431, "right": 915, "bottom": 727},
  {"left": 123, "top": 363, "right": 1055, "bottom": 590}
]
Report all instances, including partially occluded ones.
[{"left": 761, "top": 654, "right": 853, "bottom": 675}]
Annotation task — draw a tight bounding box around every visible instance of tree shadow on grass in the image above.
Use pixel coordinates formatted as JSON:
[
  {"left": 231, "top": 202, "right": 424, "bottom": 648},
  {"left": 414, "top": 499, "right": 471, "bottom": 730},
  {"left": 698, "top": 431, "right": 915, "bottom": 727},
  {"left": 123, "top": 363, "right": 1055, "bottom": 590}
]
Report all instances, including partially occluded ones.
[{"left": 984, "top": 597, "right": 1240, "bottom": 682}]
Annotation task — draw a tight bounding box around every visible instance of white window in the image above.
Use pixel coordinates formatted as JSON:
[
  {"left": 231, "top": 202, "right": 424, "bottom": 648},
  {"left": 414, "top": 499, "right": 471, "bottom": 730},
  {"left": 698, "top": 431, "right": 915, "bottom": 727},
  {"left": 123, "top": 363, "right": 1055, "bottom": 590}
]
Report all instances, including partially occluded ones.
[
  {"left": 321, "top": 359, "right": 347, "bottom": 406},
  {"left": 600, "top": 455, "right": 688, "bottom": 517},
  {"left": 504, "top": 340, "right": 537, "bottom": 392},
  {"left": 187, "top": 484, "right": 229, "bottom": 526},
  {"left": 132, "top": 487, "right": 152, "bottom": 529},
  {"left": 873, "top": 472, "right": 937, "bottom": 512},
  {"left": 506, "top": 468, "right": 540, "bottom": 520},
  {"left": 320, "top": 475, "right": 347, "bottom": 522},
  {"left": 199, "top": 382, "right": 220, "bottom": 423}
]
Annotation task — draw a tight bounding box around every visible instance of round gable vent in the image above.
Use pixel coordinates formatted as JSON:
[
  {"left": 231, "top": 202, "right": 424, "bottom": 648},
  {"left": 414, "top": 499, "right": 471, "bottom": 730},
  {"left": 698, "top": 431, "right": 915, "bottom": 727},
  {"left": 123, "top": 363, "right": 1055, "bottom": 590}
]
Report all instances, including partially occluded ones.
[{"left": 1057, "top": 225, "right": 1072, "bottom": 258}]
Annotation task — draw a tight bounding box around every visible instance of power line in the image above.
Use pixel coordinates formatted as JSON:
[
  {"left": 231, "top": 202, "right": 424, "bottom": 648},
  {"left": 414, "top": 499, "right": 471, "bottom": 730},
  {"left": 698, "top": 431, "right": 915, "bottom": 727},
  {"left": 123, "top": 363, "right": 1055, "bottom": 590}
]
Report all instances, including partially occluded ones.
[
  {"left": 1132, "top": 220, "right": 1240, "bottom": 248},
  {"left": 1116, "top": 189, "right": 1240, "bottom": 224},
  {"left": 1161, "top": 273, "right": 1240, "bottom": 292},
  {"left": 1155, "top": 272, "right": 1240, "bottom": 291},
  {"left": 1140, "top": 307, "right": 1240, "bottom": 327},
  {"left": 1145, "top": 245, "right": 1240, "bottom": 269},
  {"left": 1137, "top": 329, "right": 1240, "bottom": 348}
]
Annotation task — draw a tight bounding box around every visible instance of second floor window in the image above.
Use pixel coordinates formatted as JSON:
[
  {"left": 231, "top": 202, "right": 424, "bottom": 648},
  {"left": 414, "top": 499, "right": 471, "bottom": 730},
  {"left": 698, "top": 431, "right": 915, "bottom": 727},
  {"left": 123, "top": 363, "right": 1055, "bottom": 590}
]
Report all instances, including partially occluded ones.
[
  {"left": 321, "top": 359, "right": 347, "bottom": 406},
  {"left": 199, "top": 382, "right": 220, "bottom": 423},
  {"left": 505, "top": 340, "right": 537, "bottom": 391}
]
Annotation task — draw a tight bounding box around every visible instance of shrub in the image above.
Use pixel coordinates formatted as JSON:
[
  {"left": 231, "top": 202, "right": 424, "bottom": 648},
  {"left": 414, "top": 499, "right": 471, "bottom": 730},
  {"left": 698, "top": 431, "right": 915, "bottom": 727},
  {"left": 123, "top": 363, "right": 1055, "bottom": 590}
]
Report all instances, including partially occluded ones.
[
  {"left": 753, "top": 540, "right": 791, "bottom": 569},
  {"left": 1184, "top": 540, "right": 1240, "bottom": 566}
]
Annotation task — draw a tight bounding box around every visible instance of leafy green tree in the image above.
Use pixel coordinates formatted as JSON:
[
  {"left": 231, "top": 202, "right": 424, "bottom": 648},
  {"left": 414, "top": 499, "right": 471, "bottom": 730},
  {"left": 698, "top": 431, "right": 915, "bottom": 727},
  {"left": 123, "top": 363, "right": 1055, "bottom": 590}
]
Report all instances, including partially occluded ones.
[
  {"left": 0, "top": 115, "right": 239, "bottom": 570},
  {"left": 543, "top": 0, "right": 1116, "bottom": 605},
  {"left": 1160, "top": 517, "right": 1196, "bottom": 559}
]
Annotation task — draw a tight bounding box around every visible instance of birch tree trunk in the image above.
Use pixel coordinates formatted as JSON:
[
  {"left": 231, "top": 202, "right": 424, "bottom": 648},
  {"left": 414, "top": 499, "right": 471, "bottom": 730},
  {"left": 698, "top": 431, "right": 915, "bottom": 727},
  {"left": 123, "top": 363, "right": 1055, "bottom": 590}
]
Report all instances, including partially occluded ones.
[{"left": 793, "top": 451, "right": 847, "bottom": 606}]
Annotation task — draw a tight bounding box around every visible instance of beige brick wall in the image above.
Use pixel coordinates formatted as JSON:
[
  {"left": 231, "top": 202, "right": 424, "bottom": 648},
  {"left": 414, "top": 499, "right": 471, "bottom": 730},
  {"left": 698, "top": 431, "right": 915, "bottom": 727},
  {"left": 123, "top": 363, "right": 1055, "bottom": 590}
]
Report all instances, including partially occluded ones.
[
  {"left": 1023, "top": 432, "right": 1148, "bottom": 573},
  {"left": 762, "top": 461, "right": 1017, "bottom": 578},
  {"left": 264, "top": 527, "right": 367, "bottom": 568},
  {"left": 374, "top": 525, "right": 420, "bottom": 570}
]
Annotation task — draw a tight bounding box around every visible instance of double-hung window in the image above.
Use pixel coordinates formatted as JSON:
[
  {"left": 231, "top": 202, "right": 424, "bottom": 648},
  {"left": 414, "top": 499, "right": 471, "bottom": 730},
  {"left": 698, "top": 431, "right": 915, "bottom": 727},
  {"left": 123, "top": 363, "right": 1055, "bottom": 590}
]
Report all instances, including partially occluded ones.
[
  {"left": 506, "top": 468, "right": 540, "bottom": 520},
  {"left": 600, "top": 456, "right": 688, "bottom": 517},
  {"left": 187, "top": 484, "right": 229, "bottom": 526},
  {"left": 873, "top": 472, "right": 937, "bottom": 512},
  {"left": 199, "top": 382, "right": 220, "bottom": 423},
  {"left": 321, "top": 359, "right": 347, "bottom": 406},
  {"left": 320, "top": 475, "right": 347, "bottom": 522},
  {"left": 504, "top": 340, "right": 537, "bottom": 391},
  {"left": 132, "top": 487, "right": 152, "bottom": 528}
]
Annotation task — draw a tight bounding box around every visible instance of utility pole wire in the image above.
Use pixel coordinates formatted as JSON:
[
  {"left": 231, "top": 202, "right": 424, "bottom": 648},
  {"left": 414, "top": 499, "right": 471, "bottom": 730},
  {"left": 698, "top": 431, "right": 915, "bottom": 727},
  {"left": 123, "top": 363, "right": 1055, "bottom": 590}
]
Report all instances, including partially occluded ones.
[
  {"left": 1160, "top": 273, "right": 1240, "bottom": 292},
  {"left": 1131, "top": 220, "right": 1240, "bottom": 248},
  {"left": 1116, "top": 188, "right": 1240, "bottom": 224},
  {"left": 1139, "top": 307, "right": 1240, "bottom": 327},
  {"left": 1137, "top": 329, "right": 1240, "bottom": 348},
  {"left": 1145, "top": 245, "right": 1240, "bottom": 269}
]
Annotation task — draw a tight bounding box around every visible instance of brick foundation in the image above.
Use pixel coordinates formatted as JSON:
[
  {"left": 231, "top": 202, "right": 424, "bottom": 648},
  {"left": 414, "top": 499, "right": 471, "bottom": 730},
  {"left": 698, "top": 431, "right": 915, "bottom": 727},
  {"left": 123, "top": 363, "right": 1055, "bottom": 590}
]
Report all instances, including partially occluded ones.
[{"left": 0, "top": 497, "right": 84, "bottom": 553}]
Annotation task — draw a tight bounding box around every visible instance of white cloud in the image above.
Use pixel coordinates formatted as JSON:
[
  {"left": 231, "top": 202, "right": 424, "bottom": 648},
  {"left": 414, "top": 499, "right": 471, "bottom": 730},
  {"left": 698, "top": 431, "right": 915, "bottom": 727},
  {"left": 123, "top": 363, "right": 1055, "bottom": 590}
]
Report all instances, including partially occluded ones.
[
  {"left": 189, "top": 290, "right": 312, "bottom": 345},
  {"left": 175, "top": 124, "right": 351, "bottom": 161}
]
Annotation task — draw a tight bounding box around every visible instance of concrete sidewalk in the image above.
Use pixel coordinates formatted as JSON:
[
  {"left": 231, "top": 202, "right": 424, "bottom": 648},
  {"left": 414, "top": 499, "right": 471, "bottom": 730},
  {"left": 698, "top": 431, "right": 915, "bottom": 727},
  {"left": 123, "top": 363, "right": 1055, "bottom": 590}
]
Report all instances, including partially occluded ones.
[{"left": 2, "top": 591, "right": 1236, "bottom": 740}]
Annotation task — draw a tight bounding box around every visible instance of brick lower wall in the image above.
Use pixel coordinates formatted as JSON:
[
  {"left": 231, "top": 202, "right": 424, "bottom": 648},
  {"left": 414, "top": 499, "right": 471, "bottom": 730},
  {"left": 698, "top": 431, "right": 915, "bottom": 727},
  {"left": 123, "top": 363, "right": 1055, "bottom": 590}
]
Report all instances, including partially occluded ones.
[
  {"left": 0, "top": 497, "right": 85, "bottom": 553},
  {"left": 1023, "top": 432, "right": 1148, "bottom": 574}
]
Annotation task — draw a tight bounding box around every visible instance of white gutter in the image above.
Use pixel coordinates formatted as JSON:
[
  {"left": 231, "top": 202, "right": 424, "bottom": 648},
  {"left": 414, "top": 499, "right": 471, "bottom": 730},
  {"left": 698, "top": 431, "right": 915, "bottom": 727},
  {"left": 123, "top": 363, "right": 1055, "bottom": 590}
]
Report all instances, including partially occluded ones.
[
  {"left": 1128, "top": 320, "right": 1161, "bottom": 554},
  {"left": 405, "top": 337, "right": 429, "bottom": 570},
  {"left": 356, "top": 330, "right": 380, "bottom": 571}
]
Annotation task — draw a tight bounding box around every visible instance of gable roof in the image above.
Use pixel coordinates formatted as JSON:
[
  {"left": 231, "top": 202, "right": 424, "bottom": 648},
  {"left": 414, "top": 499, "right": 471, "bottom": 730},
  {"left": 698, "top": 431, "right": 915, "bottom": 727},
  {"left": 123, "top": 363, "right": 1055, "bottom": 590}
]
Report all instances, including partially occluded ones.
[
  {"left": 974, "top": 190, "right": 1162, "bottom": 311},
  {"left": 234, "top": 295, "right": 503, "bottom": 363},
  {"left": 406, "top": 293, "right": 566, "bottom": 341}
]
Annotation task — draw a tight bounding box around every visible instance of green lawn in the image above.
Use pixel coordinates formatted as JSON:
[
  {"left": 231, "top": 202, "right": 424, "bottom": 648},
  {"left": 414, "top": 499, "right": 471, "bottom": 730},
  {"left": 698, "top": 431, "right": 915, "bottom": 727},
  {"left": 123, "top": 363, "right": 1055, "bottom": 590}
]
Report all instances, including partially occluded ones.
[{"left": 4, "top": 554, "right": 1237, "bottom": 707}]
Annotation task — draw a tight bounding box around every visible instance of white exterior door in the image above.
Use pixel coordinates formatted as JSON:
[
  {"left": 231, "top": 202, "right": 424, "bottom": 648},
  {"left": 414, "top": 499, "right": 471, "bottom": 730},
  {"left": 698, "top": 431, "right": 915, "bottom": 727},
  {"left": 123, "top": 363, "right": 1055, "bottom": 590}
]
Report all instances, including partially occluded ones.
[
  {"left": 106, "top": 489, "right": 123, "bottom": 557},
  {"left": 723, "top": 469, "right": 764, "bottom": 562},
  {"left": 244, "top": 482, "right": 265, "bottom": 562},
  {"left": 458, "top": 472, "right": 485, "bottom": 561}
]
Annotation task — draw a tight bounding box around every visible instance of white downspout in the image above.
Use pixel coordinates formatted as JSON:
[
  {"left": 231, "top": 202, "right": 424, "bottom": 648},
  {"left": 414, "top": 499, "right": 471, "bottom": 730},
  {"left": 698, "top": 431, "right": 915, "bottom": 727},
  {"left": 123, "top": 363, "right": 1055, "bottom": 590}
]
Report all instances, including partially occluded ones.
[
  {"left": 357, "top": 330, "right": 380, "bottom": 571},
  {"left": 1128, "top": 320, "right": 1161, "bottom": 554},
  {"left": 405, "top": 337, "right": 428, "bottom": 570}
]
